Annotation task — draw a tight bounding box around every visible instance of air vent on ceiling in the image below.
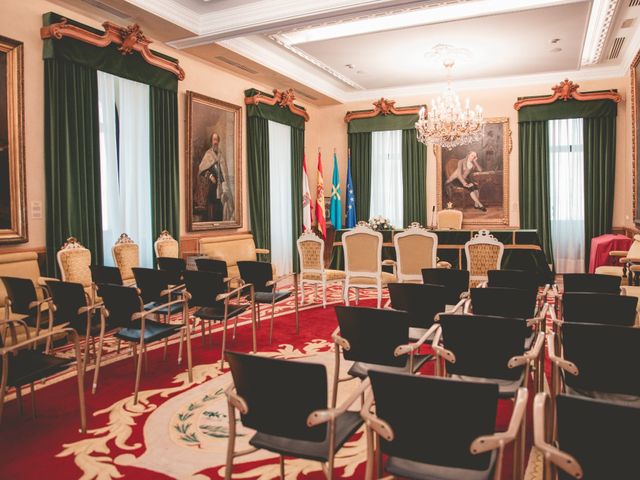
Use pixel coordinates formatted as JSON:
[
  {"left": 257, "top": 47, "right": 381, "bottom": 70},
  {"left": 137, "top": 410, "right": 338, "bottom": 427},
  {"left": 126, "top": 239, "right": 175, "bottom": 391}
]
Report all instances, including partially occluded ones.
[
  {"left": 609, "top": 37, "right": 625, "bottom": 59},
  {"left": 82, "top": 0, "right": 131, "bottom": 19},
  {"left": 630, "top": 0, "right": 640, "bottom": 7},
  {"left": 214, "top": 56, "right": 259, "bottom": 74},
  {"left": 621, "top": 18, "right": 635, "bottom": 28},
  {"left": 296, "top": 90, "right": 318, "bottom": 101}
]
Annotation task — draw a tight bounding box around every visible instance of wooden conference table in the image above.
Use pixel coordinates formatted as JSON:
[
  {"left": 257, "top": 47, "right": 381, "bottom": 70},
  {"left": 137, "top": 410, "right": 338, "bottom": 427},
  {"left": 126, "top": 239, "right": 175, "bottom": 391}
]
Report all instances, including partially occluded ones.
[{"left": 330, "top": 228, "right": 554, "bottom": 285}]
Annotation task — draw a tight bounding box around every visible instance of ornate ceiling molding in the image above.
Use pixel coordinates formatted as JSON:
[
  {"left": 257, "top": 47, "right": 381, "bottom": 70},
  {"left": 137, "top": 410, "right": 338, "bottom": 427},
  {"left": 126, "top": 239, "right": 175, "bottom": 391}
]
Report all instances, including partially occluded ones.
[
  {"left": 40, "top": 18, "right": 185, "bottom": 80},
  {"left": 344, "top": 98, "right": 421, "bottom": 122},
  {"left": 244, "top": 88, "right": 310, "bottom": 121},
  {"left": 513, "top": 79, "right": 622, "bottom": 110},
  {"left": 581, "top": 0, "right": 619, "bottom": 66}
]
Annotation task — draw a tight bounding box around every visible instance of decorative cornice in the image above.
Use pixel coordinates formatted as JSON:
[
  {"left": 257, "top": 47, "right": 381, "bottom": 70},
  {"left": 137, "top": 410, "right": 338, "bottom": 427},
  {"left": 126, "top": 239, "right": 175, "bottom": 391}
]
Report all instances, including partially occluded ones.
[
  {"left": 156, "top": 230, "right": 176, "bottom": 242},
  {"left": 581, "top": 0, "right": 619, "bottom": 66},
  {"left": 513, "top": 79, "right": 622, "bottom": 110},
  {"left": 344, "top": 98, "right": 421, "bottom": 122},
  {"left": 115, "top": 233, "right": 135, "bottom": 245},
  {"left": 244, "top": 88, "right": 310, "bottom": 121},
  {"left": 40, "top": 18, "right": 185, "bottom": 80},
  {"left": 60, "top": 236, "right": 86, "bottom": 250}
]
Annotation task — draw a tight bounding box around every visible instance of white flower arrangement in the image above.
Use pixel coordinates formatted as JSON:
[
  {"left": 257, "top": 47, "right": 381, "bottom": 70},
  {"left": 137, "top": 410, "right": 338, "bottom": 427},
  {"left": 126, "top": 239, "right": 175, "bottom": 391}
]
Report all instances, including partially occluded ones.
[{"left": 367, "top": 215, "right": 393, "bottom": 231}]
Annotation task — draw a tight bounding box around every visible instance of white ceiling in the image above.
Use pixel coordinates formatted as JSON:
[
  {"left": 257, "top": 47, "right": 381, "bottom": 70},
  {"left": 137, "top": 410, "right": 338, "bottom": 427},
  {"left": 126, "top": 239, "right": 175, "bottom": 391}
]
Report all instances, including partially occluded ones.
[{"left": 113, "top": 0, "right": 639, "bottom": 103}]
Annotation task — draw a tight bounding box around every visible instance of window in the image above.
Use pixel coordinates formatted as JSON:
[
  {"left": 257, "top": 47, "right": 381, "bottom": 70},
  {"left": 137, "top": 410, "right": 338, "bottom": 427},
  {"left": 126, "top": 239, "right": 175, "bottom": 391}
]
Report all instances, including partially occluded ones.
[
  {"left": 98, "top": 71, "right": 153, "bottom": 268},
  {"left": 370, "top": 130, "right": 403, "bottom": 227},
  {"left": 548, "top": 118, "right": 584, "bottom": 273}
]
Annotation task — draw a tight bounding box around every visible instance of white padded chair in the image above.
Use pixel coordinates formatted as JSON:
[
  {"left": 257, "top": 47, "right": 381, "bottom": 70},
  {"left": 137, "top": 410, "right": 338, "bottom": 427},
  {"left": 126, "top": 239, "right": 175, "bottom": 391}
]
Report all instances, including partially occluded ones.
[
  {"left": 436, "top": 208, "right": 463, "bottom": 230},
  {"left": 111, "top": 233, "right": 139, "bottom": 286},
  {"left": 392, "top": 223, "right": 446, "bottom": 283},
  {"left": 297, "top": 230, "right": 345, "bottom": 308},
  {"left": 154, "top": 230, "right": 179, "bottom": 259},
  {"left": 464, "top": 230, "right": 504, "bottom": 287}
]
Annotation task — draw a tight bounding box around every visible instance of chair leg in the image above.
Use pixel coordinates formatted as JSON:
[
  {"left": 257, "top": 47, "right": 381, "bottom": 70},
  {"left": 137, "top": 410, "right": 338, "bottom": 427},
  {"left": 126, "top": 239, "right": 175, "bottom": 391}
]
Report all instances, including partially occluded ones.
[
  {"left": 178, "top": 328, "right": 184, "bottom": 365},
  {"left": 331, "top": 348, "right": 340, "bottom": 408},
  {"left": 16, "top": 385, "right": 23, "bottom": 416},
  {"left": 92, "top": 332, "right": 105, "bottom": 395},
  {"left": 376, "top": 286, "right": 382, "bottom": 309},
  {"left": 365, "top": 426, "right": 375, "bottom": 480},
  {"left": 133, "top": 341, "right": 144, "bottom": 405},
  {"left": 30, "top": 382, "right": 36, "bottom": 419},
  {"left": 0, "top": 362, "right": 8, "bottom": 425},
  {"left": 220, "top": 316, "right": 229, "bottom": 369},
  {"left": 232, "top": 315, "right": 238, "bottom": 340},
  {"left": 355, "top": 288, "right": 360, "bottom": 305},
  {"left": 300, "top": 280, "right": 305, "bottom": 305},
  {"left": 225, "top": 400, "right": 237, "bottom": 480},
  {"left": 185, "top": 325, "right": 193, "bottom": 383},
  {"left": 294, "top": 275, "right": 299, "bottom": 335},
  {"left": 279, "top": 455, "right": 285, "bottom": 479},
  {"left": 322, "top": 279, "right": 327, "bottom": 308},
  {"left": 269, "top": 300, "right": 275, "bottom": 344}
]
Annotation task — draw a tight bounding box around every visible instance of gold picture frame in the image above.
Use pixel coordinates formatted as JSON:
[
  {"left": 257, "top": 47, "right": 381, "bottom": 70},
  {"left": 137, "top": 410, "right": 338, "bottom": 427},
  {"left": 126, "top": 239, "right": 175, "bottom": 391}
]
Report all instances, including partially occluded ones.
[
  {"left": 435, "top": 117, "right": 512, "bottom": 227},
  {"left": 186, "top": 91, "right": 242, "bottom": 231},
  {"left": 0, "top": 36, "right": 27, "bottom": 243},
  {"left": 631, "top": 49, "right": 640, "bottom": 225}
]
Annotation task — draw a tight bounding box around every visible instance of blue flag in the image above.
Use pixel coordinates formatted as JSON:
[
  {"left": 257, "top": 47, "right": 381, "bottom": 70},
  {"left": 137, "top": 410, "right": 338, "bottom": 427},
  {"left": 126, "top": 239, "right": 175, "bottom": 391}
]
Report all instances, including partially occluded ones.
[
  {"left": 345, "top": 151, "right": 356, "bottom": 228},
  {"left": 329, "top": 153, "right": 342, "bottom": 229}
]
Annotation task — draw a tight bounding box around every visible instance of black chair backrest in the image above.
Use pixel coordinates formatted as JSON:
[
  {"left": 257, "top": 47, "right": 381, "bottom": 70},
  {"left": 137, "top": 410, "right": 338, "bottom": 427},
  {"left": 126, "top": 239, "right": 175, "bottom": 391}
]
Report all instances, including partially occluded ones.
[
  {"left": 335, "top": 306, "right": 409, "bottom": 368},
  {"left": 99, "top": 284, "right": 142, "bottom": 328},
  {"left": 421, "top": 268, "right": 469, "bottom": 305},
  {"left": 157, "top": 257, "right": 186, "bottom": 285},
  {"left": 195, "top": 258, "right": 228, "bottom": 277},
  {"left": 1, "top": 277, "right": 37, "bottom": 315},
  {"left": 237, "top": 261, "right": 273, "bottom": 292},
  {"left": 132, "top": 267, "right": 172, "bottom": 304},
  {"left": 562, "top": 323, "right": 640, "bottom": 396},
  {"left": 487, "top": 269, "right": 541, "bottom": 291},
  {"left": 438, "top": 314, "right": 530, "bottom": 380},
  {"left": 563, "top": 273, "right": 621, "bottom": 294},
  {"left": 556, "top": 394, "right": 640, "bottom": 479},
  {"left": 46, "top": 280, "right": 87, "bottom": 329},
  {"left": 562, "top": 293, "right": 637, "bottom": 326},
  {"left": 388, "top": 283, "right": 446, "bottom": 329},
  {"left": 89, "top": 265, "right": 123, "bottom": 287},
  {"left": 183, "top": 270, "right": 226, "bottom": 308},
  {"left": 470, "top": 286, "right": 538, "bottom": 319},
  {"left": 369, "top": 371, "right": 498, "bottom": 471},
  {"left": 226, "top": 351, "right": 328, "bottom": 442}
]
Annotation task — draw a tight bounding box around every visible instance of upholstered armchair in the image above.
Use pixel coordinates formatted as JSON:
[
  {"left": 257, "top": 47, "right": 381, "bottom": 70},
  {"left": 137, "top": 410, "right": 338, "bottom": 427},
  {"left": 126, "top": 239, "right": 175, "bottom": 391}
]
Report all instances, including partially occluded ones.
[
  {"left": 596, "top": 234, "right": 640, "bottom": 285},
  {"left": 297, "top": 230, "right": 345, "bottom": 307},
  {"left": 57, "top": 237, "right": 94, "bottom": 300},
  {"left": 343, "top": 223, "right": 396, "bottom": 308},
  {"left": 392, "top": 223, "right": 450, "bottom": 283},
  {"left": 154, "top": 230, "right": 179, "bottom": 259},
  {"left": 111, "top": 233, "right": 139, "bottom": 285},
  {"left": 198, "top": 234, "right": 271, "bottom": 281},
  {"left": 464, "top": 230, "right": 504, "bottom": 287},
  {"left": 436, "top": 208, "right": 463, "bottom": 230}
]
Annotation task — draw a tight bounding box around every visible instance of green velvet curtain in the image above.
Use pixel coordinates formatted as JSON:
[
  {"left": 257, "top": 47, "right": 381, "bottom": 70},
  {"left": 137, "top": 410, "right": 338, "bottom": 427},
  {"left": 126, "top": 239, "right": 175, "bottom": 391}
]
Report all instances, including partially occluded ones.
[
  {"left": 401, "top": 129, "right": 427, "bottom": 227},
  {"left": 583, "top": 115, "right": 616, "bottom": 266},
  {"left": 291, "top": 127, "right": 304, "bottom": 270},
  {"left": 348, "top": 132, "right": 372, "bottom": 222},
  {"left": 519, "top": 120, "right": 554, "bottom": 264},
  {"left": 247, "top": 116, "right": 271, "bottom": 259},
  {"left": 150, "top": 86, "right": 179, "bottom": 245},
  {"left": 44, "top": 59, "right": 102, "bottom": 275}
]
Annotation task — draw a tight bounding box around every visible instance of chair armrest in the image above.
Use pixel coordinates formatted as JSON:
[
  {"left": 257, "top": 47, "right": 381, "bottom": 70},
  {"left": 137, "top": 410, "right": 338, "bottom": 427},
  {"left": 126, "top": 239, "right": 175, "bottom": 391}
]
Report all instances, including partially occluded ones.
[
  {"left": 307, "top": 378, "right": 370, "bottom": 427},
  {"left": 266, "top": 272, "right": 297, "bottom": 288},
  {"left": 527, "top": 303, "right": 549, "bottom": 327},
  {"left": 255, "top": 248, "right": 270, "bottom": 254},
  {"left": 547, "top": 332, "right": 579, "bottom": 375},
  {"left": 609, "top": 250, "right": 629, "bottom": 257},
  {"left": 629, "top": 264, "right": 640, "bottom": 272},
  {"left": 471, "top": 387, "right": 528, "bottom": 454},
  {"left": 77, "top": 303, "right": 103, "bottom": 315},
  {"left": 132, "top": 299, "right": 186, "bottom": 320},
  {"left": 225, "top": 384, "right": 249, "bottom": 414},
  {"left": 38, "top": 276, "right": 59, "bottom": 287},
  {"left": 216, "top": 283, "right": 254, "bottom": 302},
  {"left": 622, "top": 257, "right": 640, "bottom": 265},
  {"left": 463, "top": 298, "right": 472, "bottom": 314},
  {"left": 508, "top": 332, "right": 545, "bottom": 368},
  {"left": 359, "top": 389, "right": 394, "bottom": 441},
  {"left": 394, "top": 324, "right": 440, "bottom": 356},
  {"left": 459, "top": 291, "right": 469, "bottom": 300},
  {"left": 0, "top": 326, "right": 78, "bottom": 355},
  {"left": 533, "top": 392, "right": 583, "bottom": 478},
  {"left": 28, "top": 297, "right": 51, "bottom": 310},
  {"left": 435, "top": 298, "right": 467, "bottom": 320},
  {"left": 0, "top": 317, "right": 31, "bottom": 344},
  {"left": 431, "top": 326, "right": 455, "bottom": 363},
  {"left": 332, "top": 327, "right": 351, "bottom": 351},
  {"left": 160, "top": 284, "right": 186, "bottom": 297}
]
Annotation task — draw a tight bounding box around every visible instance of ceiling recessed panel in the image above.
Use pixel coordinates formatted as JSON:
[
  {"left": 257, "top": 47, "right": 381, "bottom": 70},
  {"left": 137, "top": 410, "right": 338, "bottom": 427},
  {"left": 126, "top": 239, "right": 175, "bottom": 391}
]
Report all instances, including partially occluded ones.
[{"left": 294, "top": 2, "right": 591, "bottom": 89}]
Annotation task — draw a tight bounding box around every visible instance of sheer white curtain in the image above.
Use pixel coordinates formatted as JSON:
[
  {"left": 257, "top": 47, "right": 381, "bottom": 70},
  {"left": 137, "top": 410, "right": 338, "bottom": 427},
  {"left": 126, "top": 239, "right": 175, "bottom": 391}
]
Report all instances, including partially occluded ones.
[
  {"left": 548, "top": 118, "right": 584, "bottom": 273},
  {"left": 98, "top": 71, "right": 153, "bottom": 268},
  {"left": 268, "top": 120, "right": 293, "bottom": 275},
  {"left": 370, "top": 130, "right": 403, "bottom": 228}
]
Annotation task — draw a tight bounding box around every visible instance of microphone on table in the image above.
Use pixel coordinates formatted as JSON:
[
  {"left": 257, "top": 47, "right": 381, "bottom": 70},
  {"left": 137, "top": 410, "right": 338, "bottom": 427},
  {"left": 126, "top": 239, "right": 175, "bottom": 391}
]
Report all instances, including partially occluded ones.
[{"left": 430, "top": 206, "right": 436, "bottom": 230}]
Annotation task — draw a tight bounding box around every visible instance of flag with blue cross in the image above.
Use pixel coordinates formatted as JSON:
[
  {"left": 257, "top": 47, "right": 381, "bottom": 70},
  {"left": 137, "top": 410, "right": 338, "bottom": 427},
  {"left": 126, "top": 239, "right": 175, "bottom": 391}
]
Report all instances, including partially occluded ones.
[
  {"left": 329, "top": 151, "right": 342, "bottom": 230},
  {"left": 345, "top": 149, "right": 356, "bottom": 228}
]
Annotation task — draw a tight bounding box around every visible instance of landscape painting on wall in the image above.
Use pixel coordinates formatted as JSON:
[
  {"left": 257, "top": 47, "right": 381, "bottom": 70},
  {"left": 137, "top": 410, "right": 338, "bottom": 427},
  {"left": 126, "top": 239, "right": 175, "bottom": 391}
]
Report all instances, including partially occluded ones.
[
  {"left": 435, "top": 117, "right": 511, "bottom": 226},
  {"left": 0, "top": 35, "right": 26, "bottom": 243},
  {"left": 186, "top": 91, "right": 242, "bottom": 231}
]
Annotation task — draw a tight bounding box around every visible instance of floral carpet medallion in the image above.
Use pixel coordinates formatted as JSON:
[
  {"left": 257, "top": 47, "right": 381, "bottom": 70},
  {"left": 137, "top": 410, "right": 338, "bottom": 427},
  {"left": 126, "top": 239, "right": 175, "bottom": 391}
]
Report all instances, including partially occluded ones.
[{"left": 57, "top": 339, "right": 366, "bottom": 480}]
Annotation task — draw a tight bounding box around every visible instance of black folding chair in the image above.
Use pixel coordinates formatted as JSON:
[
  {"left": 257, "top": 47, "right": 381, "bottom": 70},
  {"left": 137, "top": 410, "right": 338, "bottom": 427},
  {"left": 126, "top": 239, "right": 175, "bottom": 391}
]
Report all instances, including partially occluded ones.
[
  {"left": 224, "top": 351, "right": 366, "bottom": 480},
  {"left": 195, "top": 258, "right": 228, "bottom": 277},
  {"left": 363, "top": 371, "right": 528, "bottom": 480},
  {"left": 99, "top": 284, "right": 192, "bottom": 404},
  {"left": 182, "top": 270, "right": 253, "bottom": 366},
  {"left": 89, "top": 265, "right": 123, "bottom": 286},
  {"left": 487, "top": 269, "right": 543, "bottom": 293},
  {"left": 237, "top": 260, "right": 299, "bottom": 343},
  {"left": 157, "top": 257, "right": 186, "bottom": 286},
  {"left": 534, "top": 393, "right": 640, "bottom": 479},
  {"left": 421, "top": 268, "right": 469, "bottom": 306},
  {"left": 562, "top": 273, "right": 621, "bottom": 294},
  {"left": 332, "top": 306, "right": 437, "bottom": 408},
  {"left": 561, "top": 292, "right": 637, "bottom": 326},
  {"left": 132, "top": 267, "right": 184, "bottom": 317}
]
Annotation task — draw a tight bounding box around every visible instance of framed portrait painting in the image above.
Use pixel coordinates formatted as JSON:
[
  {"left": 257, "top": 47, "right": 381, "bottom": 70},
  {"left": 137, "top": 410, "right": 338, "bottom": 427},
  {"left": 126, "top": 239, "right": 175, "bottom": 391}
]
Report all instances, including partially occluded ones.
[
  {"left": 435, "top": 117, "right": 512, "bottom": 226},
  {"left": 0, "top": 36, "right": 27, "bottom": 243},
  {"left": 632, "top": 49, "right": 640, "bottom": 226},
  {"left": 186, "top": 91, "right": 242, "bottom": 231}
]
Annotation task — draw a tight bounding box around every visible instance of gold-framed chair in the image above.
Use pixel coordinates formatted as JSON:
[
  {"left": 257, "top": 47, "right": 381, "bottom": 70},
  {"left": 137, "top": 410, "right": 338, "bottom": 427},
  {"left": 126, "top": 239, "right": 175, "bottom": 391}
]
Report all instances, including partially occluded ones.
[
  {"left": 57, "top": 237, "right": 95, "bottom": 301},
  {"left": 112, "top": 233, "right": 139, "bottom": 286},
  {"left": 464, "top": 230, "right": 504, "bottom": 287},
  {"left": 343, "top": 223, "right": 396, "bottom": 309},
  {"left": 154, "top": 230, "right": 179, "bottom": 259},
  {"left": 297, "top": 230, "right": 345, "bottom": 307},
  {"left": 392, "top": 223, "right": 450, "bottom": 283},
  {"left": 436, "top": 208, "right": 463, "bottom": 230}
]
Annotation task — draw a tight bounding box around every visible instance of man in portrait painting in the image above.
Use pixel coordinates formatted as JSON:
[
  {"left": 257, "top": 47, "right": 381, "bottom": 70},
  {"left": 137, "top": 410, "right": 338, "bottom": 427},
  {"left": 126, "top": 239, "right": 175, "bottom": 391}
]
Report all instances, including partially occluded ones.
[
  {"left": 445, "top": 151, "right": 487, "bottom": 212},
  {"left": 195, "top": 132, "right": 234, "bottom": 221}
]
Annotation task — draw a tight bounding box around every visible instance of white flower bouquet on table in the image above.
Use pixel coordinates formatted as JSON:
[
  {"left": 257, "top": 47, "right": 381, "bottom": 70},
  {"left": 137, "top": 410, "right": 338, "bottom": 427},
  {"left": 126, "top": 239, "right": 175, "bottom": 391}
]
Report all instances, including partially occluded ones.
[{"left": 367, "top": 215, "right": 393, "bottom": 231}]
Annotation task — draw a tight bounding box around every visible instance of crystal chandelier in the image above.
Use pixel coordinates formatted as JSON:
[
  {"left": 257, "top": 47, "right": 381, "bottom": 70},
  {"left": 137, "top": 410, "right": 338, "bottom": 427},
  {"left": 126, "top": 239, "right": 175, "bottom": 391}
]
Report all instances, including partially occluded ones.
[{"left": 415, "top": 49, "right": 484, "bottom": 150}]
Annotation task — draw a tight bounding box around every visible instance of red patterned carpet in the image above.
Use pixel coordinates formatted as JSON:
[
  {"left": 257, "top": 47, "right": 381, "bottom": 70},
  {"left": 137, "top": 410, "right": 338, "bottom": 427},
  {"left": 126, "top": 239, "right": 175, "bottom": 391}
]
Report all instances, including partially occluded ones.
[{"left": 0, "top": 286, "right": 538, "bottom": 479}]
